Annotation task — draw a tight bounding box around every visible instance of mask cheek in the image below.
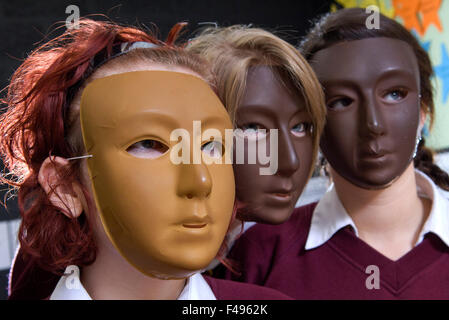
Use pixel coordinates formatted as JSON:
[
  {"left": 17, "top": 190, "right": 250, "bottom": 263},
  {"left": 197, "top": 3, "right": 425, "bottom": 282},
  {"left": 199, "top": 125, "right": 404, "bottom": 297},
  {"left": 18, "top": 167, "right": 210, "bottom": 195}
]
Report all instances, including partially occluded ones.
[{"left": 320, "top": 121, "right": 363, "bottom": 184}]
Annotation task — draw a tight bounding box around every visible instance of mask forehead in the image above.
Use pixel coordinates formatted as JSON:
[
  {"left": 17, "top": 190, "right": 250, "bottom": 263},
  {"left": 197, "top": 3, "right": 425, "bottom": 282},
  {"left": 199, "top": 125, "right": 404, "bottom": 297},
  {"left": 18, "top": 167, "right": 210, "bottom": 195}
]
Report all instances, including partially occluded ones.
[
  {"left": 79, "top": 70, "right": 235, "bottom": 279},
  {"left": 312, "top": 37, "right": 420, "bottom": 89},
  {"left": 81, "top": 71, "right": 231, "bottom": 151}
]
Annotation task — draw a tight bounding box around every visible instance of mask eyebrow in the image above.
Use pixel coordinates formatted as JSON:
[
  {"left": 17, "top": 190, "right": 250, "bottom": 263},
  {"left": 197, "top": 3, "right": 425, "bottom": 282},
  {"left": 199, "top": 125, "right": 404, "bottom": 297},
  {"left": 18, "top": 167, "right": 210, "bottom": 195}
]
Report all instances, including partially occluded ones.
[
  {"left": 375, "top": 68, "right": 419, "bottom": 85},
  {"left": 201, "top": 115, "right": 233, "bottom": 129},
  {"left": 237, "top": 104, "right": 278, "bottom": 118},
  {"left": 115, "top": 109, "right": 180, "bottom": 129},
  {"left": 319, "top": 78, "right": 360, "bottom": 90},
  {"left": 117, "top": 111, "right": 229, "bottom": 133}
]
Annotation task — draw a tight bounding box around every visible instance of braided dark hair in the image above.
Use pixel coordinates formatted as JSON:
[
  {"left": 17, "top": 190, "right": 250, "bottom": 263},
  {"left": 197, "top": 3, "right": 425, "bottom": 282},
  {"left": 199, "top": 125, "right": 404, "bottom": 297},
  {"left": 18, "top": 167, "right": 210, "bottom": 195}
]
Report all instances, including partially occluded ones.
[{"left": 414, "top": 138, "right": 449, "bottom": 191}]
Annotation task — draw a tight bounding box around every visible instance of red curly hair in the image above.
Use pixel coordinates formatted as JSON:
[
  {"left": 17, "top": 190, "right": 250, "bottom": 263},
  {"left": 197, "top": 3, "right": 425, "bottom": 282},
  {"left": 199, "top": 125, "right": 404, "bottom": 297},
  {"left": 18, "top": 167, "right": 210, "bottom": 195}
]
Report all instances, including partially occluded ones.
[{"left": 0, "top": 18, "right": 236, "bottom": 285}]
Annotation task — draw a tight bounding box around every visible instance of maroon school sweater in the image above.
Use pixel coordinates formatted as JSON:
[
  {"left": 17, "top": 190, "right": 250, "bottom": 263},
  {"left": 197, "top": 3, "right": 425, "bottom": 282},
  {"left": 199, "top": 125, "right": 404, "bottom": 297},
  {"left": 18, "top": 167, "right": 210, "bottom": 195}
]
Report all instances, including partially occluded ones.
[
  {"left": 203, "top": 276, "right": 292, "bottom": 300},
  {"left": 224, "top": 202, "right": 449, "bottom": 299},
  {"left": 8, "top": 248, "right": 291, "bottom": 300}
]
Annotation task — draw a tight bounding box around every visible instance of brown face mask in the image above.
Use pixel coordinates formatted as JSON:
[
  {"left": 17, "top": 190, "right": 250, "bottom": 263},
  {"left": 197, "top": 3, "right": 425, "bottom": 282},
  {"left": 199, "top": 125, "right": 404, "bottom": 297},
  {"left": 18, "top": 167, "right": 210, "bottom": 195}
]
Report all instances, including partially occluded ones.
[
  {"left": 80, "top": 71, "right": 235, "bottom": 279},
  {"left": 311, "top": 37, "right": 421, "bottom": 189},
  {"left": 233, "top": 65, "right": 314, "bottom": 224}
]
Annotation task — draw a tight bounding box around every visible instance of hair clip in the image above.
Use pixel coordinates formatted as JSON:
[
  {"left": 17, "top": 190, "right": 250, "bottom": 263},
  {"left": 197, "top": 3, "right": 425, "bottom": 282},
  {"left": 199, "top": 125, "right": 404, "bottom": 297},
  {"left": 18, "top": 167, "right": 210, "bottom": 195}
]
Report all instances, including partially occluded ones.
[
  {"left": 67, "top": 154, "right": 93, "bottom": 161},
  {"left": 120, "top": 42, "right": 160, "bottom": 52},
  {"left": 197, "top": 22, "right": 218, "bottom": 28}
]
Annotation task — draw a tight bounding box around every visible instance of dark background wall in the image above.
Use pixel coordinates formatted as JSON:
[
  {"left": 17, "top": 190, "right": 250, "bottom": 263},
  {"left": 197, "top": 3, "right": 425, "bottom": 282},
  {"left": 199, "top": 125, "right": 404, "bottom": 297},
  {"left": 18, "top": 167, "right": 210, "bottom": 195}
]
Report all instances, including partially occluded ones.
[
  {"left": 0, "top": 0, "right": 333, "bottom": 90},
  {"left": 0, "top": 0, "right": 332, "bottom": 300}
]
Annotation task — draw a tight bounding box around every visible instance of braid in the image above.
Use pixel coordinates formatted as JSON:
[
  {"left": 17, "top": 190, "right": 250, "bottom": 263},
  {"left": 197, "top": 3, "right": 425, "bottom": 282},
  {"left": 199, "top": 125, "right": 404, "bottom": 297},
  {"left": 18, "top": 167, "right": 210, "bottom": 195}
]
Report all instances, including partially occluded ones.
[{"left": 414, "top": 138, "right": 449, "bottom": 191}]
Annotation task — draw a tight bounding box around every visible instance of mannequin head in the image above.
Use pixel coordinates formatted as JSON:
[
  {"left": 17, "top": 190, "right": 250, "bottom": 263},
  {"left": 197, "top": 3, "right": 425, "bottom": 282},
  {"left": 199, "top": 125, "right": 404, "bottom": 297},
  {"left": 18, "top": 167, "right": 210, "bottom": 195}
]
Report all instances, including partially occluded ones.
[
  {"left": 300, "top": 8, "right": 434, "bottom": 189},
  {"left": 0, "top": 20, "right": 235, "bottom": 280},
  {"left": 188, "top": 26, "right": 326, "bottom": 224}
]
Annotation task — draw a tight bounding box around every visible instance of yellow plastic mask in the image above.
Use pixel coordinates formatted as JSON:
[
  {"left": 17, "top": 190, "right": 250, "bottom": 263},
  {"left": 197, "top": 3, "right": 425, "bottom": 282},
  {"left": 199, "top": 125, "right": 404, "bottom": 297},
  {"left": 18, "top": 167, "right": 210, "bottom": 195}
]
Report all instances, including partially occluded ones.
[{"left": 80, "top": 71, "right": 235, "bottom": 279}]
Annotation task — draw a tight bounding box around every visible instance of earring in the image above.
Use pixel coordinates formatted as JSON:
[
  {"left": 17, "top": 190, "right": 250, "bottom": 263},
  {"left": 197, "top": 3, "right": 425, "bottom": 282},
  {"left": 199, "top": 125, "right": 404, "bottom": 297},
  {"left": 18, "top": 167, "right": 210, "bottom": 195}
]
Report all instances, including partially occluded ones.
[
  {"left": 318, "top": 153, "right": 328, "bottom": 177},
  {"left": 413, "top": 133, "right": 422, "bottom": 158}
]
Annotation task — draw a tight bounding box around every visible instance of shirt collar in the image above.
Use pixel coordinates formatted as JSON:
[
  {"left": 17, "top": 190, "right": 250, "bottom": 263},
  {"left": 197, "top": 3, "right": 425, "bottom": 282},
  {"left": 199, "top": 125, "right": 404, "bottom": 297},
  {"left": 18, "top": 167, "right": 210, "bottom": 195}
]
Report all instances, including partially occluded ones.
[
  {"left": 305, "top": 170, "right": 449, "bottom": 250},
  {"left": 415, "top": 170, "right": 449, "bottom": 246},
  {"left": 50, "top": 265, "right": 216, "bottom": 300},
  {"left": 305, "top": 183, "right": 357, "bottom": 250},
  {"left": 177, "top": 272, "right": 216, "bottom": 300},
  {"left": 49, "top": 265, "right": 91, "bottom": 300}
]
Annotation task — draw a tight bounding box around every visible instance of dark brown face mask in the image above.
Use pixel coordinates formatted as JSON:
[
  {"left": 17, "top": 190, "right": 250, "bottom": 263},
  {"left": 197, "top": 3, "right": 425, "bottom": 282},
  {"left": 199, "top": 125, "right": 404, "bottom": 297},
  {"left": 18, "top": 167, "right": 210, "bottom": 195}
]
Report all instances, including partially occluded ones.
[
  {"left": 311, "top": 37, "right": 421, "bottom": 189},
  {"left": 233, "top": 65, "right": 314, "bottom": 224}
]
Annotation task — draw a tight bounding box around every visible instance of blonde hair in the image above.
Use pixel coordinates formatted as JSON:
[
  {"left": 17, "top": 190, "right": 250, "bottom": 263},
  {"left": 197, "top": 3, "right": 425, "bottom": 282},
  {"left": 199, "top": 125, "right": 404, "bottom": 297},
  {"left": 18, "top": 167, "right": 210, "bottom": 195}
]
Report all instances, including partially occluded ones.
[{"left": 187, "top": 25, "right": 326, "bottom": 177}]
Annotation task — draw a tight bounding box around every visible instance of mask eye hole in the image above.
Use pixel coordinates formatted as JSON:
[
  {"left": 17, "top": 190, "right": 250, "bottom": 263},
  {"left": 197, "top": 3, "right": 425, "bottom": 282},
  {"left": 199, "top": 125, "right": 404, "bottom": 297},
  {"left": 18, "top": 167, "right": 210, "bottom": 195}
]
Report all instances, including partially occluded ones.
[
  {"left": 238, "top": 123, "right": 267, "bottom": 140},
  {"left": 291, "top": 122, "right": 313, "bottom": 137},
  {"left": 126, "top": 139, "right": 169, "bottom": 159},
  {"left": 327, "top": 97, "right": 353, "bottom": 110},
  {"left": 382, "top": 88, "right": 408, "bottom": 102},
  {"left": 201, "top": 140, "right": 224, "bottom": 159}
]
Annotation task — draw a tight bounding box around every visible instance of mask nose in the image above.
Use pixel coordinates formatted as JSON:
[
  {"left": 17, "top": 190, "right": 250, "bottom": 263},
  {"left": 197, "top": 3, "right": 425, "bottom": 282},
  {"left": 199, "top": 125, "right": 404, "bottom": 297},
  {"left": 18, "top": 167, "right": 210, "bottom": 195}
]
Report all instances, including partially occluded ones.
[
  {"left": 276, "top": 129, "right": 300, "bottom": 176},
  {"left": 361, "top": 94, "right": 386, "bottom": 137},
  {"left": 177, "top": 163, "right": 212, "bottom": 199}
]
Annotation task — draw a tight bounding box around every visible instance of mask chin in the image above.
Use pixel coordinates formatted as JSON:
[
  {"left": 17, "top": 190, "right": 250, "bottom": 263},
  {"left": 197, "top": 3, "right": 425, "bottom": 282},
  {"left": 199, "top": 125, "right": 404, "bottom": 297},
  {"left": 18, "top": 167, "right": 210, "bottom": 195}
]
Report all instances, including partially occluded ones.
[
  {"left": 330, "top": 156, "right": 414, "bottom": 191},
  {"left": 350, "top": 174, "right": 400, "bottom": 190}
]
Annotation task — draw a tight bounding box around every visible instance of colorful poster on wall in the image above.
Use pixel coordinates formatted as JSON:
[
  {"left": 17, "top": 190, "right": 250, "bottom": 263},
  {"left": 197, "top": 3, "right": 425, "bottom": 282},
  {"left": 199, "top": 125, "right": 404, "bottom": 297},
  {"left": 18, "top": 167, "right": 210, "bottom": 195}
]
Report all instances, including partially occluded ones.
[{"left": 332, "top": 0, "right": 449, "bottom": 151}]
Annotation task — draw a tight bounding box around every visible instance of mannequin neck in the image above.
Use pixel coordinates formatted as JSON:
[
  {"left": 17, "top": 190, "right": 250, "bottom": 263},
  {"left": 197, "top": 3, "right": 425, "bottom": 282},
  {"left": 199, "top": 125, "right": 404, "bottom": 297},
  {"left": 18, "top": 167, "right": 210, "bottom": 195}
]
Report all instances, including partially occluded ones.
[
  {"left": 80, "top": 226, "right": 186, "bottom": 300},
  {"left": 330, "top": 163, "right": 431, "bottom": 260}
]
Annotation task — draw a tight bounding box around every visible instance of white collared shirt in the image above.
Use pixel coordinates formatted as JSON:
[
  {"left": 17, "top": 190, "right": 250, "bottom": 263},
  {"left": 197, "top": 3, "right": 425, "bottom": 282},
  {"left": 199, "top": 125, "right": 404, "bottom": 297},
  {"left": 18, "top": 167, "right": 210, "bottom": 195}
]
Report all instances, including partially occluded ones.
[
  {"left": 305, "top": 170, "right": 449, "bottom": 250},
  {"left": 49, "top": 265, "right": 216, "bottom": 300}
]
